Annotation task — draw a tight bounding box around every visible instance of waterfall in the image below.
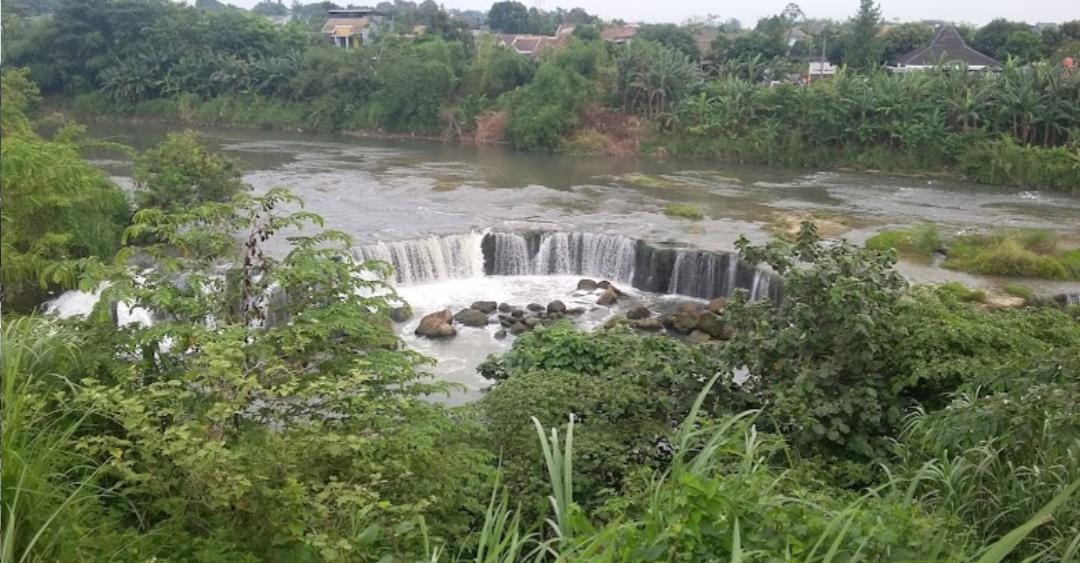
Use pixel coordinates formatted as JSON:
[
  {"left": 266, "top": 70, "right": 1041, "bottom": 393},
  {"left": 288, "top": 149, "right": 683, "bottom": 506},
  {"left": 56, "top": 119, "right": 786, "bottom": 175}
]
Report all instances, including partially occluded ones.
[
  {"left": 355, "top": 230, "right": 782, "bottom": 303},
  {"left": 357, "top": 232, "right": 486, "bottom": 285}
]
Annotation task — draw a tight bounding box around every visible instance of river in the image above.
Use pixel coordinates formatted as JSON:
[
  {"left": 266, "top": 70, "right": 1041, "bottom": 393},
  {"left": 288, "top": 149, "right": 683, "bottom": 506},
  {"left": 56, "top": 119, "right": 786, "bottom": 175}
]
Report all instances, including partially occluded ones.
[{"left": 81, "top": 123, "right": 1080, "bottom": 402}]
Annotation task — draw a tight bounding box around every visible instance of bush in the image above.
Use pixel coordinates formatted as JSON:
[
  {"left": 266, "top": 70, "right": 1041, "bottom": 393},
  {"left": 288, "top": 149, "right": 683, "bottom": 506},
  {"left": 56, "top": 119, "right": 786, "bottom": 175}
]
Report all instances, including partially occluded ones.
[
  {"left": 663, "top": 203, "right": 705, "bottom": 220},
  {"left": 944, "top": 230, "right": 1076, "bottom": 279},
  {"left": 865, "top": 223, "right": 941, "bottom": 255},
  {"left": 957, "top": 136, "right": 1080, "bottom": 193},
  {"left": 937, "top": 281, "right": 987, "bottom": 303},
  {"left": 1001, "top": 283, "right": 1035, "bottom": 301},
  {"left": 133, "top": 131, "right": 248, "bottom": 211}
]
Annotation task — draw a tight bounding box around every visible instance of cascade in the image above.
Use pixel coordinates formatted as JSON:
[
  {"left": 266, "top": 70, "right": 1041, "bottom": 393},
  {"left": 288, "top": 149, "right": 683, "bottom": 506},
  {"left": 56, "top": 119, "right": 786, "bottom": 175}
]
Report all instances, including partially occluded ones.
[{"left": 357, "top": 230, "right": 783, "bottom": 302}]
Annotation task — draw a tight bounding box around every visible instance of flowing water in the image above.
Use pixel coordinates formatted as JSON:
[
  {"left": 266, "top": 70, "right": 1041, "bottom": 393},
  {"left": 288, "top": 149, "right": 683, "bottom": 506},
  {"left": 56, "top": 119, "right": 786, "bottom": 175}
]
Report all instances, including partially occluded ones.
[{"left": 73, "top": 123, "right": 1080, "bottom": 402}]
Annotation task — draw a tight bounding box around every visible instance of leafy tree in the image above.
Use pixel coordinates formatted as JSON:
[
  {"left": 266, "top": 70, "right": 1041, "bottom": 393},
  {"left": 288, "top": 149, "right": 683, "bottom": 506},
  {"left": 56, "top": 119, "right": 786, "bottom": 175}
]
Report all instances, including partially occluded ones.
[
  {"left": 1000, "top": 29, "right": 1048, "bottom": 62},
  {"left": 487, "top": 0, "right": 528, "bottom": 33},
  {"left": 843, "top": 0, "right": 882, "bottom": 70},
  {"left": 878, "top": 22, "right": 934, "bottom": 63},
  {"left": 635, "top": 24, "right": 701, "bottom": 61},
  {"left": 132, "top": 131, "right": 247, "bottom": 211},
  {"left": 251, "top": 0, "right": 288, "bottom": 17},
  {"left": 973, "top": 18, "right": 1032, "bottom": 60},
  {"left": 1, "top": 70, "right": 129, "bottom": 311}
]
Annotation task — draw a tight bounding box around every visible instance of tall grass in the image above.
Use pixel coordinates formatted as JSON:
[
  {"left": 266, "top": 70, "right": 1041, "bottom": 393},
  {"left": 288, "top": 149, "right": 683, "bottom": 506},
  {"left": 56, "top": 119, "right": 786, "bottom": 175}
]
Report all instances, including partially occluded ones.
[
  {"left": 1, "top": 317, "right": 106, "bottom": 562},
  {"left": 944, "top": 229, "right": 1078, "bottom": 279}
]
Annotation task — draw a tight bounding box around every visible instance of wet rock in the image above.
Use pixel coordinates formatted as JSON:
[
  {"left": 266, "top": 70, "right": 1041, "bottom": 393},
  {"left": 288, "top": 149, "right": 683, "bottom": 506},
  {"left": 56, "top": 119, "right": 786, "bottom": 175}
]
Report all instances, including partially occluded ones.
[
  {"left": 389, "top": 304, "right": 413, "bottom": 323},
  {"left": 577, "top": 279, "right": 598, "bottom": 291},
  {"left": 524, "top": 317, "right": 540, "bottom": 328},
  {"left": 566, "top": 307, "right": 586, "bottom": 316},
  {"left": 671, "top": 312, "right": 698, "bottom": 334},
  {"left": 626, "top": 305, "right": 651, "bottom": 320},
  {"left": 527, "top": 303, "right": 545, "bottom": 312},
  {"left": 677, "top": 302, "right": 701, "bottom": 315},
  {"left": 688, "top": 330, "right": 712, "bottom": 344},
  {"left": 547, "top": 300, "right": 567, "bottom": 314},
  {"left": 696, "top": 311, "right": 725, "bottom": 338},
  {"left": 597, "top": 287, "right": 618, "bottom": 306},
  {"left": 659, "top": 314, "right": 676, "bottom": 329},
  {"left": 455, "top": 308, "right": 489, "bottom": 327},
  {"left": 415, "top": 309, "right": 456, "bottom": 338},
  {"left": 630, "top": 317, "right": 663, "bottom": 331},
  {"left": 471, "top": 301, "right": 498, "bottom": 314},
  {"left": 509, "top": 322, "right": 529, "bottom": 335},
  {"left": 598, "top": 281, "right": 624, "bottom": 295},
  {"left": 498, "top": 302, "right": 513, "bottom": 313},
  {"left": 707, "top": 297, "right": 727, "bottom": 315},
  {"left": 604, "top": 316, "right": 628, "bottom": 329},
  {"left": 494, "top": 329, "right": 508, "bottom": 340},
  {"left": 510, "top": 309, "right": 525, "bottom": 319},
  {"left": 498, "top": 315, "right": 513, "bottom": 327}
]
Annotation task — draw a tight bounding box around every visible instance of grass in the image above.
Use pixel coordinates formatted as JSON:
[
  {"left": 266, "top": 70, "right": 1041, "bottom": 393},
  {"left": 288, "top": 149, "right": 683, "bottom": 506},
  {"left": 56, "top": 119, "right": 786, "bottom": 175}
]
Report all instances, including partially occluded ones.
[
  {"left": 944, "top": 229, "right": 1079, "bottom": 280},
  {"left": 1001, "top": 283, "right": 1035, "bottom": 301},
  {"left": 938, "top": 282, "right": 988, "bottom": 303},
  {"left": 663, "top": 203, "right": 705, "bottom": 220},
  {"left": 623, "top": 174, "right": 686, "bottom": 190},
  {"left": 866, "top": 223, "right": 942, "bottom": 256}
]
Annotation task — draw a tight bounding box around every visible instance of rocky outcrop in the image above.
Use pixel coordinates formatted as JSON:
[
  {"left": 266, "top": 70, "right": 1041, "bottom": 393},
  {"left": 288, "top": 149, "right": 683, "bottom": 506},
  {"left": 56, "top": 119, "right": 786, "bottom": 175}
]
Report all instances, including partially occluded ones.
[
  {"left": 454, "top": 308, "right": 489, "bottom": 327},
  {"left": 597, "top": 287, "right": 618, "bottom": 306},
  {"left": 471, "top": 301, "right": 498, "bottom": 314},
  {"left": 547, "top": 300, "right": 567, "bottom": 314},
  {"left": 415, "top": 309, "right": 456, "bottom": 338},
  {"left": 706, "top": 297, "right": 727, "bottom": 315},
  {"left": 626, "top": 305, "right": 650, "bottom": 320}
]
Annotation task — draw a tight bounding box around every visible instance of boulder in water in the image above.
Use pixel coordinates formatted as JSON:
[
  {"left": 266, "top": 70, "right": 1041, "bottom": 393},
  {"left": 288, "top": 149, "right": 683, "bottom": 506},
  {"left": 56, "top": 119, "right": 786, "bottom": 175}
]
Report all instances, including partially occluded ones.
[
  {"left": 597, "top": 287, "right": 618, "bottom": 306},
  {"left": 471, "top": 301, "right": 498, "bottom": 314},
  {"left": 577, "top": 279, "right": 598, "bottom": 291},
  {"left": 566, "top": 307, "right": 586, "bottom": 316},
  {"left": 455, "top": 308, "right": 489, "bottom": 327},
  {"left": 706, "top": 297, "right": 727, "bottom": 315},
  {"left": 494, "top": 329, "right": 508, "bottom": 340},
  {"left": 498, "top": 302, "right": 513, "bottom": 313},
  {"left": 626, "top": 306, "right": 651, "bottom": 320},
  {"left": 510, "top": 309, "right": 525, "bottom": 319},
  {"left": 677, "top": 302, "right": 701, "bottom": 315},
  {"left": 547, "top": 300, "right": 567, "bottom": 314},
  {"left": 389, "top": 304, "right": 413, "bottom": 323},
  {"left": 509, "top": 322, "right": 529, "bottom": 335},
  {"left": 597, "top": 281, "right": 624, "bottom": 295},
  {"left": 415, "top": 309, "right": 456, "bottom": 338},
  {"left": 524, "top": 317, "right": 540, "bottom": 328},
  {"left": 671, "top": 312, "right": 698, "bottom": 334},
  {"left": 527, "top": 303, "right": 545, "bottom": 312}
]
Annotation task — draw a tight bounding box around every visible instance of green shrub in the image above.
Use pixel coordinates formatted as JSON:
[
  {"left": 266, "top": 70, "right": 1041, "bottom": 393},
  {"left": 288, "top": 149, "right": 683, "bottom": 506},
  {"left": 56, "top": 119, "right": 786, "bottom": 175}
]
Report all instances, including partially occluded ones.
[
  {"left": 663, "top": 203, "right": 705, "bottom": 220},
  {"left": 938, "top": 281, "right": 987, "bottom": 303},
  {"left": 865, "top": 223, "right": 941, "bottom": 255},
  {"left": 944, "top": 230, "right": 1075, "bottom": 279},
  {"left": 957, "top": 136, "right": 1080, "bottom": 193},
  {"left": 1001, "top": 283, "right": 1035, "bottom": 301}
]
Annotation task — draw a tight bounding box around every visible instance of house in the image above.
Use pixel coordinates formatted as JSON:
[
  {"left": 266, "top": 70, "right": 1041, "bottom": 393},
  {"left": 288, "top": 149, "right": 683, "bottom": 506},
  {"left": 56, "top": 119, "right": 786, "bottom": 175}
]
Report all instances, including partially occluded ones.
[
  {"left": 889, "top": 25, "right": 1000, "bottom": 72},
  {"left": 321, "top": 8, "right": 385, "bottom": 48},
  {"left": 601, "top": 25, "right": 637, "bottom": 44},
  {"left": 495, "top": 34, "right": 566, "bottom": 58},
  {"left": 806, "top": 57, "right": 836, "bottom": 81}
]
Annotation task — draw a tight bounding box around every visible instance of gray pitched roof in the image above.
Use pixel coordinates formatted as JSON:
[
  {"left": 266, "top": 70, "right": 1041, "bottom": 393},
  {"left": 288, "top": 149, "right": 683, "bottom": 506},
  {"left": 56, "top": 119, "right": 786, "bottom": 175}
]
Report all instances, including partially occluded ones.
[{"left": 895, "top": 25, "right": 1000, "bottom": 67}]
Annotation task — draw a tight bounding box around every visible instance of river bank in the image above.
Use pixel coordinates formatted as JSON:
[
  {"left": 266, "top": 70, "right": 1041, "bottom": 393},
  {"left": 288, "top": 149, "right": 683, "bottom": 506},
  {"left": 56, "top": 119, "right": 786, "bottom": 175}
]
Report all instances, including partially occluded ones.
[{"left": 52, "top": 92, "right": 1080, "bottom": 193}]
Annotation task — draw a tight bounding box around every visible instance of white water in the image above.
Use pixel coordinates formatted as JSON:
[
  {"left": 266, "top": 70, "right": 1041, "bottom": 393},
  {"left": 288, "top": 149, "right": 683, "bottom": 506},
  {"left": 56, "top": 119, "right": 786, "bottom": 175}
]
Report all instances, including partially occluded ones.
[
  {"left": 532, "top": 232, "right": 637, "bottom": 282},
  {"left": 358, "top": 232, "right": 486, "bottom": 285},
  {"left": 43, "top": 285, "right": 153, "bottom": 327}
]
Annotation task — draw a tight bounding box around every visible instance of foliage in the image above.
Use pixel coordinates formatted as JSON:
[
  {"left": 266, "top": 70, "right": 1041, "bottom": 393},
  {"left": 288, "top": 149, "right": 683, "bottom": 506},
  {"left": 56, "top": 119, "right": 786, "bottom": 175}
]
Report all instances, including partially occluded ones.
[
  {"left": 1, "top": 73, "right": 129, "bottom": 311},
  {"left": 1000, "top": 283, "right": 1034, "bottom": 301},
  {"left": 634, "top": 24, "right": 700, "bottom": 61},
  {"left": 944, "top": 229, "right": 1080, "bottom": 279},
  {"left": 486, "top": 1, "right": 528, "bottom": 34},
  {"left": 865, "top": 223, "right": 942, "bottom": 256},
  {"left": 937, "top": 281, "right": 987, "bottom": 303},
  {"left": 662, "top": 203, "right": 704, "bottom": 220},
  {"left": 133, "top": 130, "right": 248, "bottom": 211}
]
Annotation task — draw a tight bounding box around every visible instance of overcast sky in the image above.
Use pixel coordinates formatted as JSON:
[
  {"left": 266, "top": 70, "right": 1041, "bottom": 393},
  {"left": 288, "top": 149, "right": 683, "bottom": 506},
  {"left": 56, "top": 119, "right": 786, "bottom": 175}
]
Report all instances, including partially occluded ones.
[{"left": 230, "top": 0, "right": 1077, "bottom": 26}]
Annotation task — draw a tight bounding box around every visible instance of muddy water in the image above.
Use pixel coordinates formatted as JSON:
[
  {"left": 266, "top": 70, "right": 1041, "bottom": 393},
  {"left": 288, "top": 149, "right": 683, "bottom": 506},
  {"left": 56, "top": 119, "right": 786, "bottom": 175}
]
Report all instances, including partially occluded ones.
[{"left": 85, "top": 123, "right": 1080, "bottom": 402}]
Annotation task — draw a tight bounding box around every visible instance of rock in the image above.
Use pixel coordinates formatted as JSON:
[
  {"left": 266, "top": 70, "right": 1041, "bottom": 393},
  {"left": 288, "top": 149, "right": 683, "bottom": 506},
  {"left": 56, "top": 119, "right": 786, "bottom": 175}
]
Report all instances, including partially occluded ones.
[
  {"left": 597, "top": 287, "right": 618, "bottom": 306},
  {"left": 566, "top": 307, "right": 586, "bottom": 316},
  {"left": 524, "top": 317, "right": 540, "bottom": 328},
  {"left": 688, "top": 330, "right": 712, "bottom": 344},
  {"left": 493, "top": 329, "right": 508, "bottom": 340},
  {"left": 471, "top": 301, "right": 498, "bottom": 314},
  {"left": 389, "top": 305, "right": 413, "bottom": 323},
  {"left": 498, "top": 302, "right": 513, "bottom": 313},
  {"left": 527, "top": 303, "right": 545, "bottom": 312},
  {"left": 696, "top": 311, "right": 725, "bottom": 338},
  {"left": 985, "top": 295, "right": 1026, "bottom": 309},
  {"left": 671, "top": 312, "right": 698, "bottom": 334},
  {"left": 415, "top": 309, "right": 456, "bottom": 338},
  {"left": 509, "top": 322, "right": 529, "bottom": 335},
  {"left": 604, "top": 316, "right": 628, "bottom": 329},
  {"left": 677, "top": 302, "right": 701, "bottom": 315},
  {"left": 498, "top": 316, "right": 513, "bottom": 327},
  {"left": 547, "top": 300, "right": 567, "bottom": 314},
  {"left": 577, "top": 279, "right": 598, "bottom": 291},
  {"left": 706, "top": 297, "right": 727, "bottom": 315},
  {"left": 598, "top": 281, "right": 624, "bottom": 295},
  {"left": 630, "top": 317, "right": 663, "bottom": 331},
  {"left": 510, "top": 309, "right": 524, "bottom": 319},
  {"left": 626, "top": 305, "right": 651, "bottom": 320},
  {"left": 454, "top": 308, "right": 489, "bottom": 327},
  {"left": 658, "top": 314, "right": 676, "bottom": 329}
]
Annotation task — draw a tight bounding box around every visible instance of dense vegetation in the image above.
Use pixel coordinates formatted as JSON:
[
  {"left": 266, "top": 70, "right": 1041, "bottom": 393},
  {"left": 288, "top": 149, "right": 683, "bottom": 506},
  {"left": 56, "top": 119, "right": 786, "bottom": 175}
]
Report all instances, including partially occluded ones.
[
  {"left": 3, "top": 70, "right": 1080, "bottom": 561},
  {"left": 3, "top": 0, "right": 1079, "bottom": 190}
]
